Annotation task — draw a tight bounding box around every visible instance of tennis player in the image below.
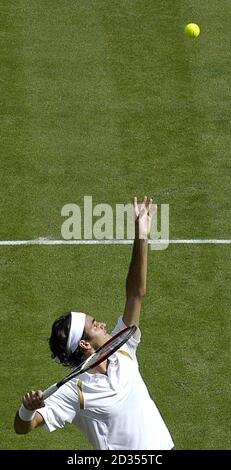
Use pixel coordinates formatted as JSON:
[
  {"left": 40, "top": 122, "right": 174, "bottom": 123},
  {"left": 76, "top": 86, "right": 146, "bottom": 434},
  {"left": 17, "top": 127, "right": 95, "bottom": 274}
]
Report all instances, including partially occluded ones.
[{"left": 14, "top": 196, "right": 174, "bottom": 450}]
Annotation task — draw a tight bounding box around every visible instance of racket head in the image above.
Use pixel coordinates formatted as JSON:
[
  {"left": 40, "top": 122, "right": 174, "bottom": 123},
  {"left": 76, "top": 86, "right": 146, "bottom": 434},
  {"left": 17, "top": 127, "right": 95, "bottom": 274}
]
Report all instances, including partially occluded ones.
[
  {"left": 82, "top": 324, "right": 137, "bottom": 372},
  {"left": 58, "top": 324, "right": 137, "bottom": 387}
]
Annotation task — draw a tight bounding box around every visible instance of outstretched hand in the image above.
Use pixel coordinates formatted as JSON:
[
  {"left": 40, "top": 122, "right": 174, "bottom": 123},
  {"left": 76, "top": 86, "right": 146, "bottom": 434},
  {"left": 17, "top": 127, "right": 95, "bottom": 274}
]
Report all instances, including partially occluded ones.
[{"left": 133, "top": 196, "right": 157, "bottom": 239}]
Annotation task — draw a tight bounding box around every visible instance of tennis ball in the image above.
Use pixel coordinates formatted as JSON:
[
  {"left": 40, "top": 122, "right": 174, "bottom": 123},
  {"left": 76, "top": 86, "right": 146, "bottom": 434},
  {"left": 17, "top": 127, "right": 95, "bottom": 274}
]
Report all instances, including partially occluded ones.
[{"left": 184, "top": 23, "right": 200, "bottom": 38}]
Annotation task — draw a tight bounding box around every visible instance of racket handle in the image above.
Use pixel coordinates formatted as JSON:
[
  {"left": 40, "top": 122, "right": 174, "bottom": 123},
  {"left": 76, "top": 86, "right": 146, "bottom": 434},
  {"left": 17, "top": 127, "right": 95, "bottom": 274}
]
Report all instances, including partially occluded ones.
[{"left": 43, "top": 383, "right": 58, "bottom": 400}]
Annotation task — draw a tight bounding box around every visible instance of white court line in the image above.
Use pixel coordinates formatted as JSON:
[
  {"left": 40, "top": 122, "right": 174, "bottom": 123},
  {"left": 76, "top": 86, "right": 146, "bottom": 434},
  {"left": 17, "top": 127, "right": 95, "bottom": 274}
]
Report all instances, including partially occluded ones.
[{"left": 0, "top": 239, "right": 230, "bottom": 245}]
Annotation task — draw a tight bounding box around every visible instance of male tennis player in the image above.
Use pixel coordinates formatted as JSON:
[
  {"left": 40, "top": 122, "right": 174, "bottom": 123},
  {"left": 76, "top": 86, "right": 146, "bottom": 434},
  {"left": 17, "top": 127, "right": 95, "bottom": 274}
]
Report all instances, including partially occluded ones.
[{"left": 14, "top": 196, "right": 174, "bottom": 450}]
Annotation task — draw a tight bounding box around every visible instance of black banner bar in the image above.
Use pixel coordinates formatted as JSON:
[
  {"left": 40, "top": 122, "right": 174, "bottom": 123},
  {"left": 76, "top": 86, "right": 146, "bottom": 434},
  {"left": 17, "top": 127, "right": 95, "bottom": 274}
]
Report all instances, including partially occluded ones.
[{"left": 0, "top": 450, "right": 230, "bottom": 467}]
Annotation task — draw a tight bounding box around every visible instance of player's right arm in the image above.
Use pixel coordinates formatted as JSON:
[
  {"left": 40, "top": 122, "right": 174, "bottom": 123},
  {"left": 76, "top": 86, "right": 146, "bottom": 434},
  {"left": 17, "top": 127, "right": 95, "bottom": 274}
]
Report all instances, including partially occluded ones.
[{"left": 14, "top": 390, "right": 45, "bottom": 434}]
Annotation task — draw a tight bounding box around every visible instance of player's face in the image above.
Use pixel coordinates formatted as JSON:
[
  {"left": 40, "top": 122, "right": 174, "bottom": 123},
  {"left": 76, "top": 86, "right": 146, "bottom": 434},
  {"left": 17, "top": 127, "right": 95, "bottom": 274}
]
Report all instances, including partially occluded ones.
[{"left": 84, "top": 315, "right": 111, "bottom": 348}]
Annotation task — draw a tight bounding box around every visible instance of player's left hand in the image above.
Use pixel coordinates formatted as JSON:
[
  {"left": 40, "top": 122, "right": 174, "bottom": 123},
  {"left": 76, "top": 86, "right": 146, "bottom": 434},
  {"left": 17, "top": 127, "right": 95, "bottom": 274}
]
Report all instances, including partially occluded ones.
[{"left": 133, "top": 196, "right": 157, "bottom": 239}]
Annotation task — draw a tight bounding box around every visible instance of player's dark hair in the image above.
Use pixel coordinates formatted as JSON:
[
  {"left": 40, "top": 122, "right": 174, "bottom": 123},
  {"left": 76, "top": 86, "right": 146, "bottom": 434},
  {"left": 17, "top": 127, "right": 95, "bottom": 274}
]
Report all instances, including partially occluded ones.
[{"left": 49, "top": 312, "right": 88, "bottom": 368}]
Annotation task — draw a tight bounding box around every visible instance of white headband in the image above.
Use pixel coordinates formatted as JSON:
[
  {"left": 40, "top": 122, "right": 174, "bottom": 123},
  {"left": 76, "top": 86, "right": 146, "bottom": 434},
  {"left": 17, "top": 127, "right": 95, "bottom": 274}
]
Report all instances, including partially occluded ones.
[{"left": 67, "top": 312, "right": 86, "bottom": 354}]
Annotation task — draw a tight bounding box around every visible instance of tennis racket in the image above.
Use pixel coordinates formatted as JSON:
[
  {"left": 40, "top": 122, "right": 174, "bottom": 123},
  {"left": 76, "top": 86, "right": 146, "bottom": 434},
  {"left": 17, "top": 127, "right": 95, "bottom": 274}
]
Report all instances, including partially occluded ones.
[{"left": 43, "top": 324, "right": 137, "bottom": 400}]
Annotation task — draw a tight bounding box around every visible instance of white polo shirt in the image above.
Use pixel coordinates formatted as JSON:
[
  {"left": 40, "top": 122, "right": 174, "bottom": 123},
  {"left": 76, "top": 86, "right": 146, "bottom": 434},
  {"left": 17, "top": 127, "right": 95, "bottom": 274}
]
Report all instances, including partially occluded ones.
[{"left": 38, "top": 317, "right": 174, "bottom": 450}]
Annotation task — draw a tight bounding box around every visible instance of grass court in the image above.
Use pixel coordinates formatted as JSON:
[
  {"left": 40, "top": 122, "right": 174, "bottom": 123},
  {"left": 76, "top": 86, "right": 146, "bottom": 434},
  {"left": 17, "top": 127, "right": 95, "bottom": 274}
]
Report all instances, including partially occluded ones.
[{"left": 0, "top": 0, "right": 230, "bottom": 450}]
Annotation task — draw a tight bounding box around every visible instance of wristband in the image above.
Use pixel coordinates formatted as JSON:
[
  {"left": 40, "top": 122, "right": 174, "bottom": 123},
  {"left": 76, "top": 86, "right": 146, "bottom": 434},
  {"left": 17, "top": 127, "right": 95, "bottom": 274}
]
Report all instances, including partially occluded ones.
[{"left": 19, "top": 404, "right": 36, "bottom": 422}]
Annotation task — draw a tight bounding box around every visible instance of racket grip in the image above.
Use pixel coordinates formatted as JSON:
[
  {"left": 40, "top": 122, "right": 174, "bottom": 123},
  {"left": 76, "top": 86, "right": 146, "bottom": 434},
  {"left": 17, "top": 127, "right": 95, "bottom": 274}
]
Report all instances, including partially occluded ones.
[{"left": 42, "top": 384, "right": 58, "bottom": 400}]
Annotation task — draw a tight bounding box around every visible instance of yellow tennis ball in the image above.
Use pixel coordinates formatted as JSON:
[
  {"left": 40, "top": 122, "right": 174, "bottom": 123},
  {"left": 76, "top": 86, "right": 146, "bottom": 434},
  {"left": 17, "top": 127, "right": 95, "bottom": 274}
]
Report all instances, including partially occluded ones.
[{"left": 184, "top": 23, "right": 200, "bottom": 38}]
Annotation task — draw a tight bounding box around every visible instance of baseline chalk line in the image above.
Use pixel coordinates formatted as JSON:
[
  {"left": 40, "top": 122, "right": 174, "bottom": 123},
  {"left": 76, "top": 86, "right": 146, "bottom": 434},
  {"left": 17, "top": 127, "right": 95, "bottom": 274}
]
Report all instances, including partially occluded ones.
[{"left": 0, "top": 239, "right": 230, "bottom": 246}]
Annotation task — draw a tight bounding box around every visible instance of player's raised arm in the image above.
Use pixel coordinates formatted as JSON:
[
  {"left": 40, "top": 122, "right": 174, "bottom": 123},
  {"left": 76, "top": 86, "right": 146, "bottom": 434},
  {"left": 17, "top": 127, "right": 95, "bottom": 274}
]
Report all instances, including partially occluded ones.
[{"left": 123, "top": 196, "right": 156, "bottom": 327}]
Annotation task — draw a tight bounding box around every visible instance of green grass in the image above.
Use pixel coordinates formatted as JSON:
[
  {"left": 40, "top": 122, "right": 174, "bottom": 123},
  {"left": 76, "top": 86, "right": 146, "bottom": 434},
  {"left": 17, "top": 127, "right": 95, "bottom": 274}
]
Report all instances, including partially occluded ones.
[{"left": 0, "top": 0, "right": 230, "bottom": 450}]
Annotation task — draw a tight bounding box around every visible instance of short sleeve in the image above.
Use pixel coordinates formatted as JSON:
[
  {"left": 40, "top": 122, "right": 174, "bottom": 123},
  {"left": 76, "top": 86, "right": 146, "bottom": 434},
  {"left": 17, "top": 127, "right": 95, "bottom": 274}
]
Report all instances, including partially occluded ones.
[{"left": 37, "top": 380, "right": 79, "bottom": 432}]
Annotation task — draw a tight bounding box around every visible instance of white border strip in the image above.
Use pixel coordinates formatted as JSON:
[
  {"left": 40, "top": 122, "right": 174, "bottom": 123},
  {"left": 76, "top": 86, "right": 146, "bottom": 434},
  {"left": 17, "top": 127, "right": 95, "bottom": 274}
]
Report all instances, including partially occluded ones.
[{"left": 0, "top": 239, "right": 230, "bottom": 246}]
